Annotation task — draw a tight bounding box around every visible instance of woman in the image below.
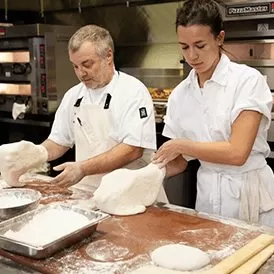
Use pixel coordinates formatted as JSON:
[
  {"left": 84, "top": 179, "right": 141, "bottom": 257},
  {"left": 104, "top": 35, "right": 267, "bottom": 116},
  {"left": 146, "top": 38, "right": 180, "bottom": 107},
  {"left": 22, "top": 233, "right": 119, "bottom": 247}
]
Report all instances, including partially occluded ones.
[{"left": 153, "top": 0, "right": 274, "bottom": 226}]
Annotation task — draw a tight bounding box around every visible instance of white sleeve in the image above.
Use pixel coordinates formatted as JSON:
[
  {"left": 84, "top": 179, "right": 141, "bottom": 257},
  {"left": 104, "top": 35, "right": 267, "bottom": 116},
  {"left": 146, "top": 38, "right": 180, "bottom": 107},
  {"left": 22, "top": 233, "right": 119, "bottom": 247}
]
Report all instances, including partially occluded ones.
[
  {"left": 231, "top": 70, "right": 272, "bottom": 131},
  {"left": 162, "top": 95, "right": 180, "bottom": 139},
  {"left": 163, "top": 92, "right": 196, "bottom": 162},
  {"left": 48, "top": 93, "right": 75, "bottom": 148},
  {"left": 111, "top": 87, "right": 156, "bottom": 150}
]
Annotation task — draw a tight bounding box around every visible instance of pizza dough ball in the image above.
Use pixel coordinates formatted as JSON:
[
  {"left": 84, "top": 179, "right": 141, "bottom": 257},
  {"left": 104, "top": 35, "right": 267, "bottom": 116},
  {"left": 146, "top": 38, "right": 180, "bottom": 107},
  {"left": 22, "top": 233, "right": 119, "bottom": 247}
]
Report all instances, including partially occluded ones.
[{"left": 150, "top": 244, "right": 210, "bottom": 271}]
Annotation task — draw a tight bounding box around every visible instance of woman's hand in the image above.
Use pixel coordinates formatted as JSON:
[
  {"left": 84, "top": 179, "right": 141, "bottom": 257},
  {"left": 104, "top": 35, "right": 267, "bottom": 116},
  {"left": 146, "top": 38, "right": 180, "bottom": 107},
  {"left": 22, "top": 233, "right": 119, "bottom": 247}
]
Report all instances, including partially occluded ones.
[{"left": 152, "top": 139, "right": 185, "bottom": 167}]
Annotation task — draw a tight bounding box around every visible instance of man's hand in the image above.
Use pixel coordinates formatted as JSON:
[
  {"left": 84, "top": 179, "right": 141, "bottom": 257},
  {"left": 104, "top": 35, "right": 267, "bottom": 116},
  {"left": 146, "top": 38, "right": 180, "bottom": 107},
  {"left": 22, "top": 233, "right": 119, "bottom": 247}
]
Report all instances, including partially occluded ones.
[
  {"left": 50, "top": 162, "right": 85, "bottom": 188},
  {"left": 0, "top": 141, "right": 48, "bottom": 187}
]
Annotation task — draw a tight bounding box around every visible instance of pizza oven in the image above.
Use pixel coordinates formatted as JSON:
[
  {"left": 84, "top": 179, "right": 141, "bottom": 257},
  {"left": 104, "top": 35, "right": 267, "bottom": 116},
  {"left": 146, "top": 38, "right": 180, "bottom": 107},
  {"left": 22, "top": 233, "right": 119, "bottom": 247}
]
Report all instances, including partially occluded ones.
[
  {"left": 0, "top": 24, "right": 79, "bottom": 149},
  {"left": 0, "top": 24, "right": 78, "bottom": 118}
]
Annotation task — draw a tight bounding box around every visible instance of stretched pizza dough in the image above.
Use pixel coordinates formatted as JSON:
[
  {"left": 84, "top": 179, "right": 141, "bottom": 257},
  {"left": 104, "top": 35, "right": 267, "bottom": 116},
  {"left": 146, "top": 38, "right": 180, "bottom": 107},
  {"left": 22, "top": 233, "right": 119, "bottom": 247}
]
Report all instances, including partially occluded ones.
[
  {"left": 0, "top": 141, "right": 47, "bottom": 187},
  {"left": 150, "top": 244, "right": 210, "bottom": 271},
  {"left": 93, "top": 163, "right": 165, "bottom": 215}
]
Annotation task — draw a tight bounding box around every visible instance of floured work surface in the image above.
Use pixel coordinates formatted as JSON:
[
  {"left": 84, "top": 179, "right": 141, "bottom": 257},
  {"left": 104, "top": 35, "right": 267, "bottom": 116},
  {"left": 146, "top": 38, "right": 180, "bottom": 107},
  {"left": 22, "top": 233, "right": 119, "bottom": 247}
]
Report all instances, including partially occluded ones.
[
  {"left": 0, "top": 173, "right": 93, "bottom": 204},
  {"left": 0, "top": 204, "right": 109, "bottom": 259},
  {"left": 1, "top": 205, "right": 274, "bottom": 274},
  {"left": 23, "top": 180, "right": 92, "bottom": 204}
]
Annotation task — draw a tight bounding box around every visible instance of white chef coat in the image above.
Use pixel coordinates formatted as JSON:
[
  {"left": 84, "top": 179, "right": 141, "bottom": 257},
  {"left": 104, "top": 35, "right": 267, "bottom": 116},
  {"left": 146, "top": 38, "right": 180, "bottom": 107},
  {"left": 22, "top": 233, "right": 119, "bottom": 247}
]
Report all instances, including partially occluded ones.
[
  {"left": 163, "top": 54, "right": 274, "bottom": 226},
  {"left": 49, "top": 71, "right": 156, "bottom": 151},
  {"left": 48, "top": 71, "right": 169, "bottom": 202}
]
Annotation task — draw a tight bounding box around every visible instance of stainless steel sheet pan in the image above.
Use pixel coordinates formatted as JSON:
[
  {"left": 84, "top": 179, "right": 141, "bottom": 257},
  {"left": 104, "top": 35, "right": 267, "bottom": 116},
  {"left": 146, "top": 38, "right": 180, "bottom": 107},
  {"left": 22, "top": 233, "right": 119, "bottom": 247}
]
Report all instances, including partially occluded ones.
[{"left": 0, "top": 203, "right": 109, "bottom": 259}]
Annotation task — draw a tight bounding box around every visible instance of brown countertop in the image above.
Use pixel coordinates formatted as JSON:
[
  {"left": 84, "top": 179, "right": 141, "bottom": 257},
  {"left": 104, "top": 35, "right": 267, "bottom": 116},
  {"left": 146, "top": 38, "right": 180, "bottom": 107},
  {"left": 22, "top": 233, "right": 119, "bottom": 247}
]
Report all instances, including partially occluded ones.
[{"left": 0, "top": 184, "right": 273, "bottom": 274}]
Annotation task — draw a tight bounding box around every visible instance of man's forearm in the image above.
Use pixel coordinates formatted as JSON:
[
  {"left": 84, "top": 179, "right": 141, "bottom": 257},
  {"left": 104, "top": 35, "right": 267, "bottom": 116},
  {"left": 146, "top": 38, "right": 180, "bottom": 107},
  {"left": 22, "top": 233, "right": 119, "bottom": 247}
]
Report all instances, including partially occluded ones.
[
  {"left": 166, "top": 156, "right": 188, "bottom": 178},
  {"left": 80, "top": 143, "right": 144, "bottom": 176},
  {"left": 41, "top": 139, "right": 70, "bottom": 161}
]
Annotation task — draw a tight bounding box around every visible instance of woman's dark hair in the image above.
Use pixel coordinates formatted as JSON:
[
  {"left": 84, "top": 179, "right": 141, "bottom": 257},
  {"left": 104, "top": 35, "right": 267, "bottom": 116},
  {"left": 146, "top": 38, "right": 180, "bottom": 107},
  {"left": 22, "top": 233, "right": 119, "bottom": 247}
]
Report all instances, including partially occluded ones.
[{"left": 176, "top": 0, "right": 224, "bottom": 37}]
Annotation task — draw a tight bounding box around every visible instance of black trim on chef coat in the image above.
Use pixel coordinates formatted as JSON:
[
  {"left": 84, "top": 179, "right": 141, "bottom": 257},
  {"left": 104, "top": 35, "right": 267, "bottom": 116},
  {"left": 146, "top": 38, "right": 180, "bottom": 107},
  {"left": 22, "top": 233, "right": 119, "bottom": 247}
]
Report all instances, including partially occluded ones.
[
  {"left": 74, "top": 97, "right": 83, "bottom": 107},
  {"left": 73, "top": 94, "right": 112, "bottom": 109},
  {"left": 104, "top": 93, "right": 112, "bottom": 109}
]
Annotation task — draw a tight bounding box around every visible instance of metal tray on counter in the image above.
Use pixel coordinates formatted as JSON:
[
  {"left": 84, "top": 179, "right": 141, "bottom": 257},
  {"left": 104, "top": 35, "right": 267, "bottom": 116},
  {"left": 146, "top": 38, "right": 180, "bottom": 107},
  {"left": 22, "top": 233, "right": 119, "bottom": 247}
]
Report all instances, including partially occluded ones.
[
  {"left": 0, "top": 188, "right": 41, "bottom": 221},
  {"left": 0, "top": 203, "right": 109, "bottom": 259}
]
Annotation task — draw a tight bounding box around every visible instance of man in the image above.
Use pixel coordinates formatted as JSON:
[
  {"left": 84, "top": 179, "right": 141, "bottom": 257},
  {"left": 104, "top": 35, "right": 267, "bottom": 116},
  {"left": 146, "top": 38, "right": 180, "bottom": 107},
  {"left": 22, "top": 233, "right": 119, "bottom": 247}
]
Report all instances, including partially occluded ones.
[{"left": 0, "top": 25, "right": 161, "bottom": 197}]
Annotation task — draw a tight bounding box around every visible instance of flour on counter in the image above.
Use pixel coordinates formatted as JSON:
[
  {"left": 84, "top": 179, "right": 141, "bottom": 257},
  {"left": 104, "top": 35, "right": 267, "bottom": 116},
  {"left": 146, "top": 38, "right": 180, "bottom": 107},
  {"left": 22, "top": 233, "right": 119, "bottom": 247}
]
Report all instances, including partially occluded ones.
[
  {"left": 0, "top": 179, "right": 10, "bottom": 189},
  {"left": 56, "top": 253, "right": 149, "bottom": 274},
  {"left": 207, "top": 246, "right": 235, "bottom": 261},
  {"left": 3, "top": 208, "right": 90, "bottom": 246},
  {"left": 0, "top": 196, "right": 32, "bottom": 208},
  {"left": 129, "top": 264, "right": 209, "bottom": 274},
  {"left": 86, "top": 239, "right": 133, "bottom": 262}
]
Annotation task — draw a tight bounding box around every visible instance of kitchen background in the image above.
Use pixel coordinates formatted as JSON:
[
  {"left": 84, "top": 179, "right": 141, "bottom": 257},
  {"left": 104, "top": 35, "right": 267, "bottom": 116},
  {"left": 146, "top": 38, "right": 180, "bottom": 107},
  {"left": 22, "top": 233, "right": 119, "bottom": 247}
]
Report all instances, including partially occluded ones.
[{"left": 0, "top": 0, "right": 274, "bottom": 209}]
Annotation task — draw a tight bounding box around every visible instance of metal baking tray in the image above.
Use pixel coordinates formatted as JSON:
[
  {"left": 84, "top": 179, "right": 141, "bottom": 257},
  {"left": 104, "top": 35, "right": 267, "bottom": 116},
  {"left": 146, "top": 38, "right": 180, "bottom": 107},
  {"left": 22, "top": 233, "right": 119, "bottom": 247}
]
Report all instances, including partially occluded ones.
[{"left": 0, "top": 203, "right": 109, "bottom": 259}]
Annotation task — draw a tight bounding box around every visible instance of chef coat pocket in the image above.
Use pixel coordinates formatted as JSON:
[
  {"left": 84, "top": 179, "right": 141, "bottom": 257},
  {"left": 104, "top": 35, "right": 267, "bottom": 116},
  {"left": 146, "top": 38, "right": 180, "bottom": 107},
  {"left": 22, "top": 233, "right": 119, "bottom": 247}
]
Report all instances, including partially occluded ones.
[
  {"left": 209, "top": 112, "right": 230, "bottom": 141},
  {"left": 221, "top": 174, "right": 241, "bottom": 201},
  {"left": 221, "top": 174, "right": 242, "bottom": 218},
  {"left": 226, "top": 177, "right": 241, "bottom": 199}
]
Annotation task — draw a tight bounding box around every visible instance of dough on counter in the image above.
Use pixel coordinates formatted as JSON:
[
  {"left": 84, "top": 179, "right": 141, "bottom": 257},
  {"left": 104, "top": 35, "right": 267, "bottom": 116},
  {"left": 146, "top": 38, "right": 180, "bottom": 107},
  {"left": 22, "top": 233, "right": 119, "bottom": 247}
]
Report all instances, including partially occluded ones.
[
  {"left": 129, "top": 265, "right": 209, "bottom": 274},
  {"left": 150, "top": 244, "right": 210, "bottom": 271},
  {"left": 129, "top": 265, "right": 189, "bottom": 273},
  {"left": 92, "top": 163, "right": 165, "bottom": 215}
]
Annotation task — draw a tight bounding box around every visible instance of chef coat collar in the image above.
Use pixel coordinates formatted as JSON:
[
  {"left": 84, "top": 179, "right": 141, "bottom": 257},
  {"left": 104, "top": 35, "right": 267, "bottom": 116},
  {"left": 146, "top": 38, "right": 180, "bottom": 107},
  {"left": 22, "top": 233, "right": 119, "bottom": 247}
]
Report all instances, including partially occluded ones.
[
  {"left": 74, "top": 70, "right": 119, "bottom": 108},
  {"left": 87, "top": 70, "right": 119, "bottom": 96},
  {"left": 184, "top": 53, "right": 230, "bottom": 90}
]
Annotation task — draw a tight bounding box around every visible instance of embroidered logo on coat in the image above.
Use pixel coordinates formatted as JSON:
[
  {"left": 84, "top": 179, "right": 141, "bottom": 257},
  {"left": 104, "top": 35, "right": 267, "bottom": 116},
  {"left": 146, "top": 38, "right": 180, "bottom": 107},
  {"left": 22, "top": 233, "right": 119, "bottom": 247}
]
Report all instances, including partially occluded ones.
[{"left": 139, "top": 107, "right": 148, "bottom": 119}]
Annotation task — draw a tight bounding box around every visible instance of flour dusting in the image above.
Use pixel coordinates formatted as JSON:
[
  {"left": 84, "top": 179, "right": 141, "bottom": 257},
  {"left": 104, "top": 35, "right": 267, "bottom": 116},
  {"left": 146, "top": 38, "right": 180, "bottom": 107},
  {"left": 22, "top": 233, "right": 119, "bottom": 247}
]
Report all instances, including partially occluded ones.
[
  {"left": 86, "top": 239, "right": 133, "bottom": 262},
  {"left": 0, "top": 196, "right": 32, "bottom": 208},
  {"left": 3, "top": 208, "right": 90, "bottom": 246},
  {"left": 208, "top": 246, "right": 235, "bottom": 260},
  {"left": 53, "top": 253, "right": 149, "bottom": 274}
]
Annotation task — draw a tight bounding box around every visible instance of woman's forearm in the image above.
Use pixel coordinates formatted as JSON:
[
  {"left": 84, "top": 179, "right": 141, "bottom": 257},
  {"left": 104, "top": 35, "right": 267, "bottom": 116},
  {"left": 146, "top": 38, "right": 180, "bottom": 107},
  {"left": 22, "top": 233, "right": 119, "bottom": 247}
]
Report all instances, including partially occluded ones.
[{"left": 179, "top": 140, "right": 249, "bottom": 166}]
